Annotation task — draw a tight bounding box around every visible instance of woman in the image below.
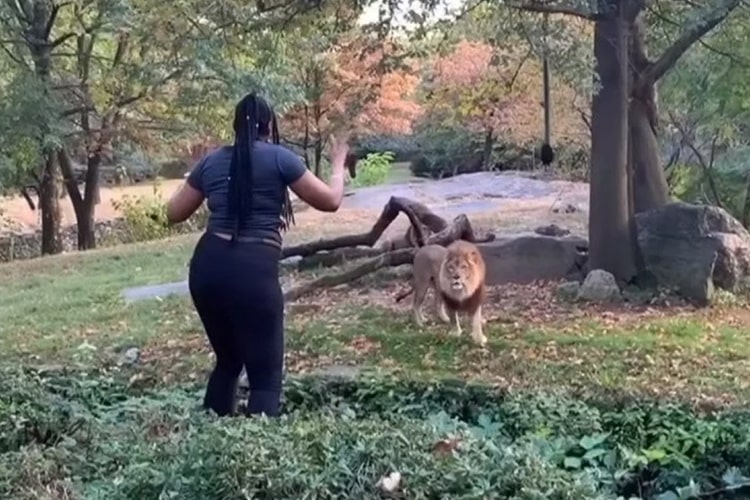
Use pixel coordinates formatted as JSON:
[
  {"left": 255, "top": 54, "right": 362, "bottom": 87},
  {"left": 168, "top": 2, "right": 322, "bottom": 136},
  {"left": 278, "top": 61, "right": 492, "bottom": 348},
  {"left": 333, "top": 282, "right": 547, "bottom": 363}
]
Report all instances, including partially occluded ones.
[{"left": 165, "top": 92, "right": 350, "bottom": 417}]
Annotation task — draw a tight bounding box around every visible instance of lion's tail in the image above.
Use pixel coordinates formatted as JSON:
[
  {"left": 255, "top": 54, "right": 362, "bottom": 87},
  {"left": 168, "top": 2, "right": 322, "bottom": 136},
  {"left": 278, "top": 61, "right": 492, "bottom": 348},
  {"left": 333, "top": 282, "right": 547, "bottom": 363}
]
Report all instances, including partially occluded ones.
[{"left": 395, "top": 287, "right": 414, "bottom": 303}]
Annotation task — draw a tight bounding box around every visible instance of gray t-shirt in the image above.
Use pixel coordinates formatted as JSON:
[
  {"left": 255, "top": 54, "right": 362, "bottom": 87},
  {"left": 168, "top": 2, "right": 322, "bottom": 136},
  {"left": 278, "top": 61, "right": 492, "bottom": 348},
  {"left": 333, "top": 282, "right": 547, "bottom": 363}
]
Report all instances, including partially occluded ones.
[{"left": 186, "top": 142, "right": 307, "bottom": 244}]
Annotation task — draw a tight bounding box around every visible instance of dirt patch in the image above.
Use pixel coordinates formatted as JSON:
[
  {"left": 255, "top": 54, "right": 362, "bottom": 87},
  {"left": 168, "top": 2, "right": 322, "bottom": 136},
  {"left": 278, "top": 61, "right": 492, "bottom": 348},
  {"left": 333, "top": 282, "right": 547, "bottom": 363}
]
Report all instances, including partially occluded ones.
[
  {"left": 1, "top": 172, "right": 589, "bottom": 237},
  {"left": 0, "top": 179, "right": 186, "bottom": 232}
]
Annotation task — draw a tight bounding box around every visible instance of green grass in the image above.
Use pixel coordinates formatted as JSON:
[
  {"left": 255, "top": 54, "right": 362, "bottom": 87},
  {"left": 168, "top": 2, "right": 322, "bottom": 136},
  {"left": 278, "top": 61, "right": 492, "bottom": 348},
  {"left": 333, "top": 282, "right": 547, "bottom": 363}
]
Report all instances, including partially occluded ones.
[
  {"left": 4, "top": 230, "right": 750, "bottom": 499},
  {"left": 2, "top": 232, "right": 750, "bottom": 404},
  {"left": 384, "top": 161, "right": 422, "bottom": 184}
]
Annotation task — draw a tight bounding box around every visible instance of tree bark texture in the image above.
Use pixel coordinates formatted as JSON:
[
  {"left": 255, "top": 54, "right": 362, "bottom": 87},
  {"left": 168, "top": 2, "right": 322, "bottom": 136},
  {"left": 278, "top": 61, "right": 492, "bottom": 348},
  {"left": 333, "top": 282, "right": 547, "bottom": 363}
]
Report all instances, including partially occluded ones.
[
  {"left": 628, "top": 16, "right": 670, "bottom": 213},
  {"left": 28, "top": 2, "right": 62, "bottom": 255},
  {"left": 58, "top": 149, "right": 99, "bottom": 250},
  {"left": 39, "top": 153, "right": 63, "bottom": 255},
  {"left": 482, "top": 127, "right": 494, "bottom": 171},
  {"left": 588, "top": 1, "right": 637, "bottom": 282}
]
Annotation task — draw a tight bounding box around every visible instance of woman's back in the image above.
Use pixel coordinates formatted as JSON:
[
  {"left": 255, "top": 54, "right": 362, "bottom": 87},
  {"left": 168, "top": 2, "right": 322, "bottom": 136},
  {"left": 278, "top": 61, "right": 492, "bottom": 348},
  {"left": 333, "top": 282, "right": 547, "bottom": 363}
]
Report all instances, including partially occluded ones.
[{"left": 186, "top": 142, "right": 307, "bottom": 245}]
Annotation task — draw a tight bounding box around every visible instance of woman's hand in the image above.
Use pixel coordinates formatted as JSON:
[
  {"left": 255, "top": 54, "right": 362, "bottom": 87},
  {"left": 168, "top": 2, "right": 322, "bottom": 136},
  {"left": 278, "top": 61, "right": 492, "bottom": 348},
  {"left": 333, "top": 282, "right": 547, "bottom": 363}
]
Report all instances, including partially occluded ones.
[
  {"left": 329, "top": 132, "right": 351, "bottom": 174},
  {"left": 286, "top": 131, "right": 350, "bottom": 213}
]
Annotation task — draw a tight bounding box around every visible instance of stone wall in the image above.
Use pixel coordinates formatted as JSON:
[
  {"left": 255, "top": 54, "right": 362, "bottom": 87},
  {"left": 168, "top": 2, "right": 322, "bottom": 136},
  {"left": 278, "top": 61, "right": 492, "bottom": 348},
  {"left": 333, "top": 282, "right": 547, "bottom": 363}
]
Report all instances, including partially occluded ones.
[{"left": 0, "top": 217, "right": 202, "bottom": 263}]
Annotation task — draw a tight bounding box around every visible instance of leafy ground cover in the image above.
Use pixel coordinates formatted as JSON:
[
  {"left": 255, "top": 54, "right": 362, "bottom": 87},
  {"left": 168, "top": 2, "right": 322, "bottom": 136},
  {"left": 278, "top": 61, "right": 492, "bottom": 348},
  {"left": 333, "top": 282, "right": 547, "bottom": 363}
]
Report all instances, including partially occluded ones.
[
  {"left": 3, "top": 368, "right": 750, "bottom": 499},
  {"left": 2, "top": 211, "right": 750, "bottom": 498}
]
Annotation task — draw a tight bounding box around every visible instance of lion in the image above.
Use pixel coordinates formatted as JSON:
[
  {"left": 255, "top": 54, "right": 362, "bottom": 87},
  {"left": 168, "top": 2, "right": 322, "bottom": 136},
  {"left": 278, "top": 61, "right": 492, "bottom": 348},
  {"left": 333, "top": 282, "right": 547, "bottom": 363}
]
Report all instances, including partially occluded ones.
[
  {"left": 437, "top": 239, "right": 488, "bottom": 347},
  {"left": 395, "top": 244, "right": 451, "bottom": 326}
]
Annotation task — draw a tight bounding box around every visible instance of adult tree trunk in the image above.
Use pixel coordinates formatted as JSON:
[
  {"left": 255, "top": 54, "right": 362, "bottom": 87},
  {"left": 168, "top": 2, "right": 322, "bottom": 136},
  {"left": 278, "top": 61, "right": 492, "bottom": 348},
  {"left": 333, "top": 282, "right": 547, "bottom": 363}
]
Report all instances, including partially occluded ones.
[
  {"left": 78, "top": 153, "right": 101, "bottom": 250},
  {"left": 58, "top": 149, "right": 99, "bottom": 250},
  {"left": 314, "top": 138, "right": 323, "bottom": 177},
  {"left": 588, "top": 0, "right": 637, "bottom": 283},
  {"left": 302, "top": 105, "right": 311, "bottom": 169},
  {"left": 39, "top": 153, "right": 63, "bottom": 255},
  {"left": 628, "top": 16, "right": 670, "bottom": 213},
  {"left": 482, "top": 127, "right": 494, "bottom": 170},
  {"left": 27, "top": 2, "right": 62, "bottom": 255}
]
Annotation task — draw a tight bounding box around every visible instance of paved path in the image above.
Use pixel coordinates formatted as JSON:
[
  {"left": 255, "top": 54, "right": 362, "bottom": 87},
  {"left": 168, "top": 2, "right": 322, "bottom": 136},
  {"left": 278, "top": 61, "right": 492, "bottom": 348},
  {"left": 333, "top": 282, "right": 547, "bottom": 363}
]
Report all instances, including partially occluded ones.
[{"left": 121, "top": 280, "right": 189, "bottom": 303}]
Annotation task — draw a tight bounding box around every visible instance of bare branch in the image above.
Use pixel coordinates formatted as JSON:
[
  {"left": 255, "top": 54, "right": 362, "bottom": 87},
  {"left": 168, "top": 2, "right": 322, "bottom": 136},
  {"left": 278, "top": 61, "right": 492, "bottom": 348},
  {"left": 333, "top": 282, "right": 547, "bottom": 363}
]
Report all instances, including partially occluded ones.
[
  {"left": 668, "top": 111, "right": 724, "bottom": 208},
  {"left": 50, "top": 32, "right": 76, "bottom": 48},
  {"left": 507, "top": 0, "right": 596, "bottom": 20},
  {"left": 643, "top": 0, "right": 742, "bottom": 84},
  {"left": 0, "top": 43, "right": 27, "bottom": 67},
  {"left": 647, "top": 1, "right": 750, "bottom": 68}
]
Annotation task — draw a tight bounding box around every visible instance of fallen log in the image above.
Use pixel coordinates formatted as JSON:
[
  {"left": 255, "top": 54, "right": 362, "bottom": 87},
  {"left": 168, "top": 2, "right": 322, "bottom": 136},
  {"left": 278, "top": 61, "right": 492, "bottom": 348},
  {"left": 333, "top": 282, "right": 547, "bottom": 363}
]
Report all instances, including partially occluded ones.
[
  {"left": 296, "top": 247, "right": 386, "bottom": 271},
  {"left": 284, "top": 214, "right": 492, "bottom": 301},
  {"left": 282, "top": 196, "right": 441, "bottom": 258}
]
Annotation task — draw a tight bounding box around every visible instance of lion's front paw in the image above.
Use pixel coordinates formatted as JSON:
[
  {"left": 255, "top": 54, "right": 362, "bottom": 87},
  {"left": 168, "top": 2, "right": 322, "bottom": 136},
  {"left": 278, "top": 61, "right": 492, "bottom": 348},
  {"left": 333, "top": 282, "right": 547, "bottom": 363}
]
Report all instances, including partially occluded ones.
[{"left": 471, "top": 331, "right": 488, "bottom": 347}]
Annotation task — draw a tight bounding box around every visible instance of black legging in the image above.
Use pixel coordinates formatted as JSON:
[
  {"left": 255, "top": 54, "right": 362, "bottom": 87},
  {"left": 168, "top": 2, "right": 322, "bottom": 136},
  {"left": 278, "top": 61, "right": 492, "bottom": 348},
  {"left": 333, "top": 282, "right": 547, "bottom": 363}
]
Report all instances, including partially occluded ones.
[{"left": 188, "top": 231, "right": 284, "bottom": 417}]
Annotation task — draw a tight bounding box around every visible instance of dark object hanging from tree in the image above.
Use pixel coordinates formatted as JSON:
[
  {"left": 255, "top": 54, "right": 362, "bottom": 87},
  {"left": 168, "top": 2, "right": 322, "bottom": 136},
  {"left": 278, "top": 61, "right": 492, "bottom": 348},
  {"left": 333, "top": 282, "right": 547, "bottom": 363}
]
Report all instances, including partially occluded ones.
[
  {"left": 539, "top": 13, "right": 555, "bottom": 167},
  {"left": 540, "top": 143, "right": 555, "bottom": 165},
  {"left": 344, "top": 152, "right": 358, "bottom": 179}
]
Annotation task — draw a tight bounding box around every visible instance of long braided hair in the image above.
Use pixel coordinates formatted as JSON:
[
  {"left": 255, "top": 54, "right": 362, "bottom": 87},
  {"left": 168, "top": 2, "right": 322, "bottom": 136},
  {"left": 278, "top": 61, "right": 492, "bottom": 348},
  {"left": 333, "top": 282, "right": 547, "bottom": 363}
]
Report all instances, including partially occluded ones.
[{"left": 228, "top": 92, "right": 295, "bottom": 242}]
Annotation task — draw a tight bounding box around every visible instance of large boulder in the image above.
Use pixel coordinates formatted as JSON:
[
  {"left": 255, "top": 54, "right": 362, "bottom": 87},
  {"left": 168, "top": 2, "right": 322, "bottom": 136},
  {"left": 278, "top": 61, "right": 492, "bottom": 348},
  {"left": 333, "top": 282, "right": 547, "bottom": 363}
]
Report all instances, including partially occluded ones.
[
  {"left": 477, "top": 232, "right": 588, "bottom": 285},
  {"left": 634, "top": 201, "right": 750, "bottom": 305}
]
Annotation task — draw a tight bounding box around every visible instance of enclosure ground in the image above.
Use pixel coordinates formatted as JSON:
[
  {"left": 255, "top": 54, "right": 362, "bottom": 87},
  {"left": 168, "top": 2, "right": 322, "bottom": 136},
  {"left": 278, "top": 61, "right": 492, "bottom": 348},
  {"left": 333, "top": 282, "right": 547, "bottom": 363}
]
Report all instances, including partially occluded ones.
[{"left": 2, "top": 209, "right": 749, "bottom": 408}]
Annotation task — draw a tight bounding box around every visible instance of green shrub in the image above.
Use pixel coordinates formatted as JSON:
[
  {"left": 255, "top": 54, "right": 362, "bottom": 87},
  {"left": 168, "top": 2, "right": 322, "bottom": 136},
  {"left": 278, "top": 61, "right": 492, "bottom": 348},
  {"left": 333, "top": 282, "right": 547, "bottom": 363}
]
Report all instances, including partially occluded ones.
[
  {"left": 3, "top": 367, "right": 750, "bottom": 499},
  {"left": 110, "top": 181, "right": 208, "bottom": 243},
  {"left": 0, "top": 368, "right": 88, "bottom": 454},
  {"left": 351, "top": 151, "right": 394, "bottom": 188}
]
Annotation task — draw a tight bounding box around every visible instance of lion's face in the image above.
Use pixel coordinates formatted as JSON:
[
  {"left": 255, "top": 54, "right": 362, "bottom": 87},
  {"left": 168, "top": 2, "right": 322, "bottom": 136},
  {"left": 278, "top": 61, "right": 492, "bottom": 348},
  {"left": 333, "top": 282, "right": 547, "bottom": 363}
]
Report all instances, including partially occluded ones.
[
  {"left": 445, "top": 256, "right": 472, "bottom": 291},
  {"left": 438, "top": 240, "right": 486, "bottom": 301}
]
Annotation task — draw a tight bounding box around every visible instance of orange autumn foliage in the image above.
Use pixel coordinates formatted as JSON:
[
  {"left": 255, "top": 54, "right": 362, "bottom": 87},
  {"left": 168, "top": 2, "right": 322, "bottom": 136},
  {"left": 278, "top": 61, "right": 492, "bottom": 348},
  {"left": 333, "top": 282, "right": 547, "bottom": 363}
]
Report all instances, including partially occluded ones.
[
  {"left": 282, "top": 35, "right": 422, "bottom": 151},
  {"left": 426, "top": 40, "right": 587, "bottom": 148}
]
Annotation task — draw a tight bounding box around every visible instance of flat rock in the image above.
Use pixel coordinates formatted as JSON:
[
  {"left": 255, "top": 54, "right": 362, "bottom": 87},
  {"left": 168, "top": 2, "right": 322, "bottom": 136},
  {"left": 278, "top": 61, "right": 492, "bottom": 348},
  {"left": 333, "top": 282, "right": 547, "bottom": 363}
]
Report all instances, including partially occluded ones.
[{"left": 477, "top": 232, "right": 588, "bottom": 285}]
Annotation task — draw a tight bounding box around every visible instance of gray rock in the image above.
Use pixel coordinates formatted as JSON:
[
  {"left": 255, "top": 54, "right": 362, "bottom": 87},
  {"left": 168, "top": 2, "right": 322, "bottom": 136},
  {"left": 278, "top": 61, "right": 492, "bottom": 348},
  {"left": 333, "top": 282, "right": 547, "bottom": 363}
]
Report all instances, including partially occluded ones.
[
  {"left": 635, "top": 202, "right": 750, "bottom": 305},
  {"left": 119, "top": 347, "right": 140, "bottom": 365},
  {"left": 534, "top": 224, "right": 571, "bottom": 237},
  {"left": 556, "top": 281, "right": 581, "bottom": 302},
  {"left": 477, "top": 233, "right": 588, "bottom": 285},
  {"left": 313, "top": 365, "right": 362, "bottom": 379},
  {"left": 578, "top": 269, "right": 621, "bottom": 302}
]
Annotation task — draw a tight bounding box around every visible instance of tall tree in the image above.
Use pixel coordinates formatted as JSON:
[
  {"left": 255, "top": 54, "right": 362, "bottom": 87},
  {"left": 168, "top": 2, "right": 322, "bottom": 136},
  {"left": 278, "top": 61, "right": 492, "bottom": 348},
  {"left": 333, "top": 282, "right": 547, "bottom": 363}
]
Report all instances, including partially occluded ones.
[
  {"left": 0, "top": 0, "right": 321, "bottom": 251},
  {"left": 474, "top": 0, "right": 746, "bottom": 282},
  {"left": 424, "top": 39, "right": 542, "bottom": 170},
  {"left": 282, "top": 22, "right": 421, "bottom": 175},
  {"left": 0, "top": 0, "right": 70, "bottom": 254}
]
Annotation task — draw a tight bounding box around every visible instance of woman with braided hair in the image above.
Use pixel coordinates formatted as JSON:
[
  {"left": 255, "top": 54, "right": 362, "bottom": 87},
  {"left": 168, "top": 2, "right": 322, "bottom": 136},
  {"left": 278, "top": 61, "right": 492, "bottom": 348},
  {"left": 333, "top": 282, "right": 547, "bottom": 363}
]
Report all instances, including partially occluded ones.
[{"left": 165, "top": 92, "right": 350, "bottom": 417}]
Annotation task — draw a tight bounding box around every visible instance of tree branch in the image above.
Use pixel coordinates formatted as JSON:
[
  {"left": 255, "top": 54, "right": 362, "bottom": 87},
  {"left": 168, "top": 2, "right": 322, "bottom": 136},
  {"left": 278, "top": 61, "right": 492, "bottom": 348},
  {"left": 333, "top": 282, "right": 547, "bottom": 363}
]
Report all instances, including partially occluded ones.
[
  {"left": 668, "top": 111, "right": 724, "bottom": 208},
  {"left": 50, "top": 32, "right": 76, "bottom": 48},
  {"left": 57, "top": 148, "right": 84, "bottom": 211},
  {"left": 643, "top": 0, "right": 742, "bottom": 84},
  {"left": 507, "top": 0, "right": 596, "bottom": 20}
]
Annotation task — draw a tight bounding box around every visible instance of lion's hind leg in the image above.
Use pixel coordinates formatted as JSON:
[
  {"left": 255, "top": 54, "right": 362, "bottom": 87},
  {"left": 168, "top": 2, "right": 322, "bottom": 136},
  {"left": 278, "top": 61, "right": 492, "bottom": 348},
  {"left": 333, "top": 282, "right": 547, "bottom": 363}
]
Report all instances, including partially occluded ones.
[
  {"left": 433, "top": 282, "right": 450, "bottom": 324},
  {"left": 412, "top": 280, "right": 429, "bottom": 327}
]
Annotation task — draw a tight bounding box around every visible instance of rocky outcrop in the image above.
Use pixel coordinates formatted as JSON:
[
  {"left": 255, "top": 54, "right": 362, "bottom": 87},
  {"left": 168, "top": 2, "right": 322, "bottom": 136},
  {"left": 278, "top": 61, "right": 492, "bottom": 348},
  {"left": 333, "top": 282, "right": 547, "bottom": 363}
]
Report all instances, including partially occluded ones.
[
  {"left": 635, "top": 201, "right": 750, "bottom": 305},
  {"left": 477, "top": 232, "right": 588, "bottom": 285}
]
